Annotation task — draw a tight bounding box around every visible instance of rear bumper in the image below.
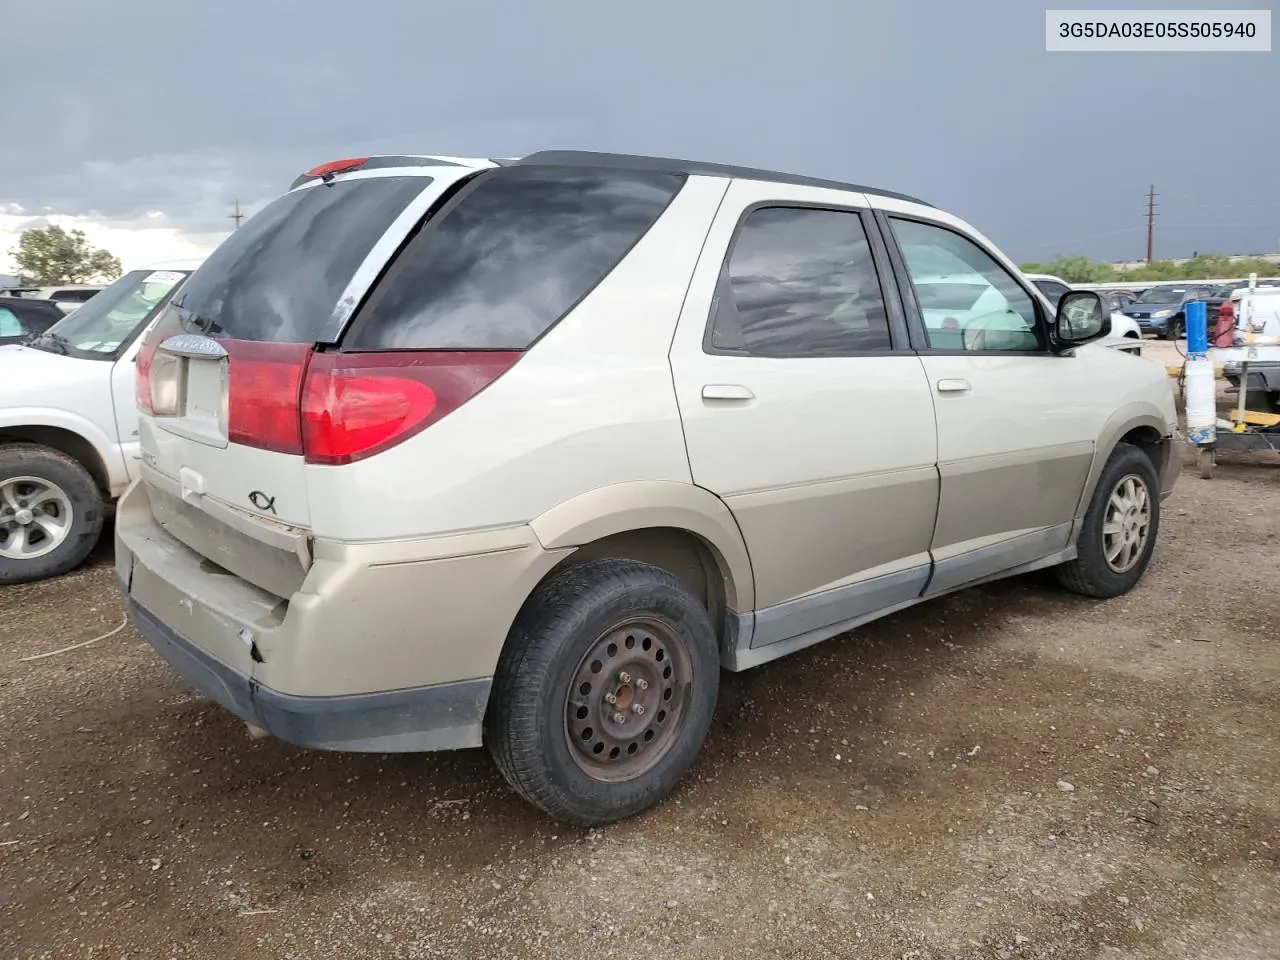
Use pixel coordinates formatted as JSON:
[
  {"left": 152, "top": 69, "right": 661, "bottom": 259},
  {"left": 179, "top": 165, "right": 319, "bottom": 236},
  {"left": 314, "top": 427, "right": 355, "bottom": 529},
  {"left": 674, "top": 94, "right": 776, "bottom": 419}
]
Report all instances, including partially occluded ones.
[
  {"left": 115, "top": 479, "right": 569, "bottom": 752},
  {"left": 123, "top": 591, "right": 490, "bottom": 751}
]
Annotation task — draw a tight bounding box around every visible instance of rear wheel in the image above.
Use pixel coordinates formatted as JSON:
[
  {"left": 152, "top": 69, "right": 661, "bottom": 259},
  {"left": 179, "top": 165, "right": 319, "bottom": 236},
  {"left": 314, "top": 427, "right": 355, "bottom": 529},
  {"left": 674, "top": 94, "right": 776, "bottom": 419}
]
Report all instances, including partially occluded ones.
[
  {"left": 485, "top": 558, "right": 719, "bottom": 826},
  {"left": 0, "top": 444, "right": 104, "bottom": 585},
  {"left": 1056, "top": 443, "right": 1160, "bottom": 599}
]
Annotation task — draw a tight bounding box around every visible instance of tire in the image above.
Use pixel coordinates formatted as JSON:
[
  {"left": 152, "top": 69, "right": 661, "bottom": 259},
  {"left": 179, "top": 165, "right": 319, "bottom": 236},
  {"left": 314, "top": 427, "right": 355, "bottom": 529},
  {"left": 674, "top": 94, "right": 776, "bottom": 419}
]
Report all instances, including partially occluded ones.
[
  {"left": 0, "top": 444, "right": 104, "bottom": 585},
  {"left": 1163, "top": 315, "right": 1185, "bottom": 341},
  {"left": 1055, "top": 443, "right": 1160, "bottom": 599},
  {"left": 485, "top": 558, "right": 720, "bottom": 826}
]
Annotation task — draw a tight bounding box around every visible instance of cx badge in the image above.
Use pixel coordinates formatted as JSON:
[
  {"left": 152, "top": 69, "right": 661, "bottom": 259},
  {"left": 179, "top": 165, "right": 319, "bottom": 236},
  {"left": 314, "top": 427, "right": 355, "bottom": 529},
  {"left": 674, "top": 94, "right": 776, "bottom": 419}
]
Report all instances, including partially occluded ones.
[{"left": 248, "top": 491, "right": 277, "bottom": 515}]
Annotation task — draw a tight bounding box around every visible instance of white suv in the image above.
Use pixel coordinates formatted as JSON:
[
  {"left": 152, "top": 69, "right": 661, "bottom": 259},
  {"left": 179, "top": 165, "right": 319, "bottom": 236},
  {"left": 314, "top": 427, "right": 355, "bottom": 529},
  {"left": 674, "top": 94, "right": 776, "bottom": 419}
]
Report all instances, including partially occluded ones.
[{"left": 115, "top": 151, "right": 1180, "bottom": 825}]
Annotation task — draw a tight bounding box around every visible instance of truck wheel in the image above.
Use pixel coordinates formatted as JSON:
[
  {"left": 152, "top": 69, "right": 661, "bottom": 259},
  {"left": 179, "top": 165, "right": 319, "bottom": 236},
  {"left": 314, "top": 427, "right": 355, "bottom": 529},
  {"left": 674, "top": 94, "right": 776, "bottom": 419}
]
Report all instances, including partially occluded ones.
[
  {"left": 485, "top": 558, "right": 719, "bottom": 826},
  {"left": 1055, "top": 443, "right": 1160, "bottom": 599},
  {"left": 0, "top": 444, "right": 104, "bottom": 585}
]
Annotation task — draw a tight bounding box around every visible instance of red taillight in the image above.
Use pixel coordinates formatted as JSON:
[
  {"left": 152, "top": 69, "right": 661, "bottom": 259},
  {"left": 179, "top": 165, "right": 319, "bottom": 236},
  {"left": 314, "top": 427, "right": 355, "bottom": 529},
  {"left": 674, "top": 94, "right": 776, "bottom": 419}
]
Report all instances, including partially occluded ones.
[
  {"left": 135, "top": 336, "right": 159, "bottom": 414},
  {"left": 305, "top": 157, "right": 369, "bottom": 178},
  {"left": 300, "top": 351, "right": 520, "bottom": 466},
  {"left": 222, "top": 341, "right": 312, "bottom": 454}
]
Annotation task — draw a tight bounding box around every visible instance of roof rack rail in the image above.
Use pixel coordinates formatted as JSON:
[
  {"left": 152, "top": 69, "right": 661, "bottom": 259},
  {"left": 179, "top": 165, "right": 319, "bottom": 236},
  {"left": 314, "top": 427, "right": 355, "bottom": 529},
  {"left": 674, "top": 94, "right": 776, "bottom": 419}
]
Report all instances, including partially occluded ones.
[{"left": 510, "top": 150, "right": 931, "bottom": 206}]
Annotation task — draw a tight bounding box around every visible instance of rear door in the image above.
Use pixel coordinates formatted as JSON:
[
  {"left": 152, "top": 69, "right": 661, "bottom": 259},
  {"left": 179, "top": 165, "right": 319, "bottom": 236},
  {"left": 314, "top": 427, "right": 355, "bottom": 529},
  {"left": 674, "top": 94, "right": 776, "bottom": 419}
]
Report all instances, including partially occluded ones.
[
  {"left": 669, "top": 180, "right": 939, "bottom": 649},
  {"left": 874, "top": 207, "right": 1097, "bottom": 594}
]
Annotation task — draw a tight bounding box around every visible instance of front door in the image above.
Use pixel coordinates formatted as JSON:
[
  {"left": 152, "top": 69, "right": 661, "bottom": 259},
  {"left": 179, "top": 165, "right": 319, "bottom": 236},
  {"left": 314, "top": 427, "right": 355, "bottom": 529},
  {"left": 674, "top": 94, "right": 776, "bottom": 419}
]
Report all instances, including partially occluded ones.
[
  {"left": 877, "top": 210, "right": 1096, "bottom": 594},
  {"left": 669, "top": 180, "right": 939, "bottom": 650}
]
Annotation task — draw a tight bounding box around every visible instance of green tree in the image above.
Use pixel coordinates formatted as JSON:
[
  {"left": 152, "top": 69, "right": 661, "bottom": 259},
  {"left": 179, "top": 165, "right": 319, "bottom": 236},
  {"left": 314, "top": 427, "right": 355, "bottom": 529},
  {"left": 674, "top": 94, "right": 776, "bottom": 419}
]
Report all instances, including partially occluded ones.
[
  {"left": 10, "top": 225, "right": 122, "bottom": 284},
  {"left": 1019, "top": 255, "right": 1117, "bottom": 284}
]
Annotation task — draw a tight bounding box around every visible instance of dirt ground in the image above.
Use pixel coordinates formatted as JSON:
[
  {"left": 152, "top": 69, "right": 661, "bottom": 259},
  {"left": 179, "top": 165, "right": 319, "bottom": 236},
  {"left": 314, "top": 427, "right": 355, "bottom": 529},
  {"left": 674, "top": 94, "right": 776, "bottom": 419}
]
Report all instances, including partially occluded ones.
[{"left": 2, "top": 376, "right": 1278, "bottom": 959}]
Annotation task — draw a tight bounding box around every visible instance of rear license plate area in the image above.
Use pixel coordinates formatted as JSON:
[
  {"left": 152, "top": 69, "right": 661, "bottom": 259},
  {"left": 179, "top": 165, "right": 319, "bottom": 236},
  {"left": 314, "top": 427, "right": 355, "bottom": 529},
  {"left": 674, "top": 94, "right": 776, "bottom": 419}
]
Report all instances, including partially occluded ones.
[{"left": 164, "top": 357, "right": 228, "bottom": 446}]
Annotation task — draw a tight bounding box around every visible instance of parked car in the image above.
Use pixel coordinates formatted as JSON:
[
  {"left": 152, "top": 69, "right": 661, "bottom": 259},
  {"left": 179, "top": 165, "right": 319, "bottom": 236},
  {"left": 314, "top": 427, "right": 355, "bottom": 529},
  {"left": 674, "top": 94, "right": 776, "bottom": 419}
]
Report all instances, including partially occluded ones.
[
  {"left": 0, "top": 297, "right": 63, "bottom": 346},
  {"left": 115, "top": 151, "right": 1179, "bottom": 826},
  {"left": 1102, "top": 289, "right": 1139, "bottom": 311},
  {"left": 1121, "top": 282, "right": 1216, "bottom": 340},
  {"left": 0, "top": 261, "right": 198, "bottom": 584},
  {"left": 1024, "top": 274, "right": 1142, "bottom": 352},
  {"left": 1, "top": 284, "right": 104, "bottom": 314}
]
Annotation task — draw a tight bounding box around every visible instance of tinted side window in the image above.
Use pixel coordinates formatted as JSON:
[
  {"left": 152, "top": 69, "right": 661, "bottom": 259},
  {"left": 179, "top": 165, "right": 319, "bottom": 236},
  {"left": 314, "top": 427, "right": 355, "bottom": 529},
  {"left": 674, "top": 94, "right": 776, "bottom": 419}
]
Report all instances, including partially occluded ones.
[
  {"left": 709, "top": 206, "right": 891, "bottom": 357},
  {"left": 350, "top": 168, "right": 684, "bottom": 350},
  {"left": 890, "top": 217, "right": 1042, "bottom": 353},
  {"left": 51, "top": 289, "right": 96, "bottom": 302}
]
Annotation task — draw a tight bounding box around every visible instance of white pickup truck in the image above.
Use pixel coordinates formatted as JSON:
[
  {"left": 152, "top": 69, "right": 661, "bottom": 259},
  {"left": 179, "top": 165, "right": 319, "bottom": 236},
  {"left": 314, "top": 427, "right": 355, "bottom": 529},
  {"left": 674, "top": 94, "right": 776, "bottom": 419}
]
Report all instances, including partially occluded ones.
[{"left": 0, "top": 260, "right": 200, "bottom": 584}]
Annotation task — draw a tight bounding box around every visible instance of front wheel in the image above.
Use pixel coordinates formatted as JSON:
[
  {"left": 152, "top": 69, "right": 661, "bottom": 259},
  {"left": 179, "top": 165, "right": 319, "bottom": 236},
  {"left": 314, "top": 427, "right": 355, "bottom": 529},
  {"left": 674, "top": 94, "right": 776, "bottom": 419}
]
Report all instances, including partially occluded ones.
[
  {"left": 1056, "top": 443, "right": 1160, "bottom": 599},
  {"left": 1164, "top": 315, "right": 1185, "bottom": 341},
  {"left": 0, "top": 444, "right": 105, "bottom": 585},
  {"left": 485, "top": 558, "right": 720, "bottom": 826}
]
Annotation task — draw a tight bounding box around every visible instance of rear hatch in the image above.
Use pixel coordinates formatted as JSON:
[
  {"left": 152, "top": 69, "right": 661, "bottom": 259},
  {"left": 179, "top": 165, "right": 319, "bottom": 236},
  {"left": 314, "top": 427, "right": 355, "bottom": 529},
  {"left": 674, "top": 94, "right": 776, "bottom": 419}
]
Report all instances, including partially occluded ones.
[
  {"left": 134, "top": 157, "right": 688, "bottom": 599},
  {"left": 134, "top": 163, "right": 488, "bottom": 595}
]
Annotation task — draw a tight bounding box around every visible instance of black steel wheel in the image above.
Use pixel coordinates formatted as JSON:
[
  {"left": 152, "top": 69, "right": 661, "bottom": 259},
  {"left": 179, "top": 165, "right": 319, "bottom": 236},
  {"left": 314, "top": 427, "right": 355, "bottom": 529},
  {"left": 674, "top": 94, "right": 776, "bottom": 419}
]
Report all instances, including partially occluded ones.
[
  {"left": 564, "top": 619, "right": 690, "bottom": 782},
  {"left": 486, "top": 558, "right": 719, "bottom": 826}
]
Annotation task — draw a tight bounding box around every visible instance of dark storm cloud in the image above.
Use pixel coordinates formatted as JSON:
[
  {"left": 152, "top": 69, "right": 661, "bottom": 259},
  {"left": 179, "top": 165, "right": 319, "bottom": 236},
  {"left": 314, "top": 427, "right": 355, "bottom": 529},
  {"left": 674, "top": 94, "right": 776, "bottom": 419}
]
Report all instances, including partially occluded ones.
[{"left": 4, "top": 0, "right": 1276, "bottom": 260}]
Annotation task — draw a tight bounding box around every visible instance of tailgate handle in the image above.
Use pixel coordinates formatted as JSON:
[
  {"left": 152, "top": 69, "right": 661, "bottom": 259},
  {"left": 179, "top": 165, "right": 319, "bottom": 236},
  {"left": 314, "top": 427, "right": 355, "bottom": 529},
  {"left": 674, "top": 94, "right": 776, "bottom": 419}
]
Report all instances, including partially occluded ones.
[{"left": 160, "top": 333, "right": 228, "bottom": 359}]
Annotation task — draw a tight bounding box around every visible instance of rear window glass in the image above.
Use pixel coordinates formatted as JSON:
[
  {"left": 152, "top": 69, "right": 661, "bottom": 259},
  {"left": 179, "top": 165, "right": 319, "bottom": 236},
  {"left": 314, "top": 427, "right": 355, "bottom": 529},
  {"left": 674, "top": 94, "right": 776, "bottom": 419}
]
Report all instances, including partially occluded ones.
[
  {"left": 347, "top": 167, "right": 685, "bottom": 350},
  {"left": 173, "top": 176, "right": 430, "bottom": 342}
]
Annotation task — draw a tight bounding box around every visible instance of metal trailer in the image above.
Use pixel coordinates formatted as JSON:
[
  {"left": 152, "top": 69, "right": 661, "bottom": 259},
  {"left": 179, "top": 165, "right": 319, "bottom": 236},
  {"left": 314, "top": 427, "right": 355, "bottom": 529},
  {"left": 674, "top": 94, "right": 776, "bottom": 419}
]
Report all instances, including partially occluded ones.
[
  {"left": 1185, "top": 285, "right": 1280, "bottom": 478},
  {"left": 1194, "top": 343, "right": 1280, "bottom": 478}
]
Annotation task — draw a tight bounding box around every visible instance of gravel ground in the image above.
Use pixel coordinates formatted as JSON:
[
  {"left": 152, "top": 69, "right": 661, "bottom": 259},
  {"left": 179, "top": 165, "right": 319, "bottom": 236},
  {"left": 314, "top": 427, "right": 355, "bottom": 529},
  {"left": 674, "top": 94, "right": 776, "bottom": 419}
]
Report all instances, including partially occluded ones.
[{"left": 2, "top": 388, "right": 1278, "bottom": 959}]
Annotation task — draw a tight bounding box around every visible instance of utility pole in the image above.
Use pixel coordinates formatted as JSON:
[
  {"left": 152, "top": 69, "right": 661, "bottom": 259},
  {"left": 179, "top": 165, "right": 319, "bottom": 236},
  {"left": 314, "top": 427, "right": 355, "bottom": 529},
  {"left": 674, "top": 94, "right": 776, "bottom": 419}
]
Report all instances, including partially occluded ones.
[
  {"left": 229, "top": 199, "right": 244, "bottom": 229},
  {"left": 1145, "top": 184, "right": 1158, "bottom": 262}
]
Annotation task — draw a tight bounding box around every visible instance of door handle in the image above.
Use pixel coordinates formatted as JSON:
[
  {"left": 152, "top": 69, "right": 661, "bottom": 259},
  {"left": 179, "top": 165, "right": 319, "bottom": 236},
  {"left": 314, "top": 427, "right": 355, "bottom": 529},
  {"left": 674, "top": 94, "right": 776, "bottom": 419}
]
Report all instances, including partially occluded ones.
[
  {"left": 935, "top": 378, "right": 971, "bottom": 394},
  {"left": 702, "top": 384, "right": 755, "bottom": 401}
]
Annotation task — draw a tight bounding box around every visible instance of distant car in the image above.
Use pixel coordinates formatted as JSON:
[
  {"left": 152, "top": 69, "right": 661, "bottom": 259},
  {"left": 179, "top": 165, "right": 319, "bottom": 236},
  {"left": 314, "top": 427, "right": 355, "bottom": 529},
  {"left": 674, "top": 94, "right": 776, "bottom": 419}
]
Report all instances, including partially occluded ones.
[
  {"left": 1024, "top": 274, "right": 1142, "bottom": 353},
  {"left": 0, "top": 261, "right": 198, "bottom": 584},
  {"left": 0, "top": 298, "right": 64, "bottom": 346},
  {"left": 0, "top": 284, "right": 104, "bottom": 314},
  {"left": 1121, "top": 283, "right": 1216, "bottom": 340},
  {"left": 1099, "top": 289, "right": 1138, "bottom": 311}
]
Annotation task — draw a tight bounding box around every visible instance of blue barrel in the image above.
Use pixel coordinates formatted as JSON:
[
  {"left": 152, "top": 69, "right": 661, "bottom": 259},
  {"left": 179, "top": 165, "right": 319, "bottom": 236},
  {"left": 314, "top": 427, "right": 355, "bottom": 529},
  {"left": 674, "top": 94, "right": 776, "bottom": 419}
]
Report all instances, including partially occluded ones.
[{"left": 1186, "top": 300, "right": 1208, "bottom": 356}]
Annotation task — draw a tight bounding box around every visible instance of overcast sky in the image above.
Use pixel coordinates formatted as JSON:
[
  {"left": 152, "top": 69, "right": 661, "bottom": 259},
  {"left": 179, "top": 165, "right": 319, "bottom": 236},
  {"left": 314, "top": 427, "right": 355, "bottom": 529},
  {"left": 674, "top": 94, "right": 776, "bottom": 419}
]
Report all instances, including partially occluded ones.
[{"left": 3, "top": 0, "right": 1277, "bottom": 273}]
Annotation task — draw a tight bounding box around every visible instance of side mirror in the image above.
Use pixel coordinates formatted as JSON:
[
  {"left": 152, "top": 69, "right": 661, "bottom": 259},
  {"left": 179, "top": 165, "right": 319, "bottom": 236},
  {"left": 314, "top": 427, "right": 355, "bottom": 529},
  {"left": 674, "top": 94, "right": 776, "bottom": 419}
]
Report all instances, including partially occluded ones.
[{"left": 1051, "top": 291, "right": 1110, "bottom": 352}]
